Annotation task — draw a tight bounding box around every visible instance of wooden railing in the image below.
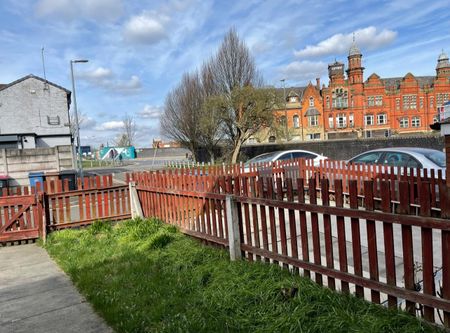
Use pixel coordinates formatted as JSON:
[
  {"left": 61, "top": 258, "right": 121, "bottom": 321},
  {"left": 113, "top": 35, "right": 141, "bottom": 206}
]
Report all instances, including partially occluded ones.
[{"left": 133, "top": 170, "right": 450, "bottom": 328}]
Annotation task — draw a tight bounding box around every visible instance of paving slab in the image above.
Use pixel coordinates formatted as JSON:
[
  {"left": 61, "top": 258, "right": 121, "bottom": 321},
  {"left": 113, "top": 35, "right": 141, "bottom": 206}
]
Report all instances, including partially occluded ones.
[{"left": 0, "top": 244, "right": 112, "bottom": 333}]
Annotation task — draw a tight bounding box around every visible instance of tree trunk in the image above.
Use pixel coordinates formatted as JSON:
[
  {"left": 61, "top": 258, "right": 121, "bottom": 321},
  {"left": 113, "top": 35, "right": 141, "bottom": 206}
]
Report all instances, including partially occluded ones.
[
  {"left": 208, "top": 149, "right": 215, "bottom": 164},
  {"left": 230, "top": 139, "right": 243, "bottom": 164}
]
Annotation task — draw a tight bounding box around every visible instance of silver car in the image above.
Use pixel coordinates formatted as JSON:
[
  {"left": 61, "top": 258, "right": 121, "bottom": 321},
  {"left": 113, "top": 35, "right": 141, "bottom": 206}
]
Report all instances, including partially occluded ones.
[
  {"left": 348, "top": 147, "right": 445, "bottom": 175},
  {"left": 245, "top": 150, "right": 327, "bottom": 168}
]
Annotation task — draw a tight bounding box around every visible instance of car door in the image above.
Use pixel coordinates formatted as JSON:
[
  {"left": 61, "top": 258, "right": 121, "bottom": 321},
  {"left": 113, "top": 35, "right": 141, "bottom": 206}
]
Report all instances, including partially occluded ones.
[{"left": 383, "top": 152, "right": 422, "bottom": 168}]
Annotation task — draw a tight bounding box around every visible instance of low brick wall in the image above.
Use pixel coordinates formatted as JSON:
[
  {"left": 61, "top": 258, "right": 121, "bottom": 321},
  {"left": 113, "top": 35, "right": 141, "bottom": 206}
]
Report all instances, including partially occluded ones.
[{"left": 1, "top": 145, "right": 74, "bottom": 186}]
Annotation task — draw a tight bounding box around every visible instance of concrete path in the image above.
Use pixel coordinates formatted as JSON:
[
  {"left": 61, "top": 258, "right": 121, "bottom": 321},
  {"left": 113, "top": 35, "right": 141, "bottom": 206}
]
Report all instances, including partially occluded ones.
[{"left": 0, "top": 244, "right": 113, "bottom": 333}]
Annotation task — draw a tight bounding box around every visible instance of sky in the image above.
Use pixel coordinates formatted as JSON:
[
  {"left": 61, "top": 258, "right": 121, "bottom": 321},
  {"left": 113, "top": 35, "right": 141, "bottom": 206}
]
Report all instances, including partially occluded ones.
[{"left": 0, "top": 0, "right": 449, "bottom": 148}]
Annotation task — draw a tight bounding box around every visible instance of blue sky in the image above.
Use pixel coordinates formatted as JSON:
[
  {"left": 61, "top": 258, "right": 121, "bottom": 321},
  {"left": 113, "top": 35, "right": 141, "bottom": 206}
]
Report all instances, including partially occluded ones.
[{"left": 0, "top": 0, "right": 449, "bottom": 147}]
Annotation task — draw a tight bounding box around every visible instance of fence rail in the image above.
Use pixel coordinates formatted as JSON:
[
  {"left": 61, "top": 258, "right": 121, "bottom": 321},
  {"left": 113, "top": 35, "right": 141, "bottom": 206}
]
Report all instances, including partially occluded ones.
[{"left": 132, "top": 169, "right": 450, "bottom": 328}]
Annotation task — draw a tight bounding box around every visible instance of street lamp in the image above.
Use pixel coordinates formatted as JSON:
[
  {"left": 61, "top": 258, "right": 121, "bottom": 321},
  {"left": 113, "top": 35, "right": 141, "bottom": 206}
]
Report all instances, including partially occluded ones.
[
  {"left": 280, "top": 79, "right": 288, "bottom": 141},
  {"left": 70, "top": 59, "right": 88, "bottom": 183}
]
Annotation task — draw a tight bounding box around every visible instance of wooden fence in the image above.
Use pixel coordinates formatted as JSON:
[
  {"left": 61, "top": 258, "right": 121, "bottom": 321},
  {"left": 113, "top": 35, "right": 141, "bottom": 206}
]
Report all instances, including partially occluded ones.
[
  {"left": 0, "top": 174, "right": 131, "bottom": 243},
  {"left": 157, "top": 158, "right": 446, "bottom": 213},
  {"left": 132, "top": 170, "right": 450, "bottom": 328}
]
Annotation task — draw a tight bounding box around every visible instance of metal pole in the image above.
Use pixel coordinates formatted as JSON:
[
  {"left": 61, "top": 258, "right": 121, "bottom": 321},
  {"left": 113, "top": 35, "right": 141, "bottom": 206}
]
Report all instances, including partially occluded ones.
[{"left": 70, "top": 60, "right": 86, "bottom": 183}]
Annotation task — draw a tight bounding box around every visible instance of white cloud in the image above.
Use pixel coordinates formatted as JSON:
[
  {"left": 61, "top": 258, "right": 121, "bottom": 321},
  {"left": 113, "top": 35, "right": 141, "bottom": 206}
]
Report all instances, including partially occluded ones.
[
  {"left": 80, "top": 117, "right": 97, "bottom": 130},
  {"left": 279, "top": 61, "right": 327, "bottom": 82},
  {"left": 123, "top": 12, "right": 169, "bottom": 44},
  {"left": 78, "top": 67, "right": 113, "bottom": 81},
  {"left": 294, "top": 26, "right": 397, "bottom": 58},
  {"left": 78, "top": 67, "right": 142, "bottom": 94},
  {"left": 35, "top": 0, "right": 123, "bottom": 22},
  {"left": 95, "top": 120, "right": 124, "bottom": 131},
  {"left": 137, "top": 105, "right": 163, "bottom": 119},
  {"left": 113, "top": 75, "right": 142, "bottom": 93}
]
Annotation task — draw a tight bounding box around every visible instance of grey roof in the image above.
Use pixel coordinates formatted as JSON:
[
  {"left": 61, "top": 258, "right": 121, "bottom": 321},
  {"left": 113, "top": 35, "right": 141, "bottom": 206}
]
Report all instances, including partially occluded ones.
[
  {"left": 380, "top": 75, "right": 435, "bottom": 89},
  {"left": 0, "top": 74, "right": 71, "bottom": 94},
  {"left": 304, "top": 108, "right": 321, "bottom": 117}
]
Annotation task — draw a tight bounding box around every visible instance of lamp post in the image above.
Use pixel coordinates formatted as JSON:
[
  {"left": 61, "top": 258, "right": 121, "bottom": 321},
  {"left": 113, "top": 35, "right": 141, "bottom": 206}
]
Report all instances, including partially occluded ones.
[
  {"left": 70, "top": 59, "right": 88, "bottom": 183},
  {"left": 280, "top": 79, "right": 288, "bottom": 141}
]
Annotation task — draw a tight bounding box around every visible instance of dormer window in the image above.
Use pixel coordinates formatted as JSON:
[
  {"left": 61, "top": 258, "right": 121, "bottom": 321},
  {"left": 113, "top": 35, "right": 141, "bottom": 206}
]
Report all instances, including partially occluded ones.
[{"left": 289, "top": 96, "right": 297, "bottom": 103}]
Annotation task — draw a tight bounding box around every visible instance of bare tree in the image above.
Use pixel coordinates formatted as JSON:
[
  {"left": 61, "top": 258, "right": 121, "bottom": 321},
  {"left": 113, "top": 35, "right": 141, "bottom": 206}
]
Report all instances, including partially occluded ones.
[
  {"left": 160, "top": 28, "right": 275, "bottom": 164},
  {"left": 123, "top": 114, "right": 137, "bottom": 146},
  {"left": 161, "top": 72, "right": 204, "bottom": 161},
  {"left": 114, "top": 114, "right": 136, "bottom": 147},
  {"left": 69, "top": 110, "right": 87, "bottom": 138},
  {"left": 208, "top": 28, "right": 274, "bottom": 163}
]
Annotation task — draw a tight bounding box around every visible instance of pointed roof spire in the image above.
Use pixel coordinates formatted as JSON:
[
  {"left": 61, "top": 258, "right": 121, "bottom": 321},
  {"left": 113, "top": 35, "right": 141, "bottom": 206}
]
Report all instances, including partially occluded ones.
[
  {"left": 349, "top": 32, "right": 361, "bottom": 56},
  {"left": 437, "top": 49, "right": 449, "bottom": 69}
]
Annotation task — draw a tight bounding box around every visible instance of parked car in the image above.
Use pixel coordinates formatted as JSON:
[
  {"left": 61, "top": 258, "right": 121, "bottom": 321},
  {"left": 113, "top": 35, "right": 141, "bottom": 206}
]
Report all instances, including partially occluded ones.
[
  {"left": 347, "top": 147, "right": 445, "bottom": 173},
  {"left": 246, "top": 150, "right": 327, "bottom": 167}
]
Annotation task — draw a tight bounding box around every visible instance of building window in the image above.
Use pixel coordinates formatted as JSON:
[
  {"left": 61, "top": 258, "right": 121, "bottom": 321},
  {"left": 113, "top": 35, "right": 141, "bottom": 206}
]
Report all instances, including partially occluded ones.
[
  {"left": 399, "top": 117, "right": 409, "bottom": 128},
  {"left": 307, "top": 133, "right": 320, "bottom": 140},
  {"left": 336, "top": 114, "right": 346, "bottom": 128},
  {"left": 403, "top": 95, "right": 417, "bottom": 110},
  {"left": 293, "top": 115, "right": 300, "bottom": 128},
  {"left": 326, "top": 96, "right": 330, "bottom": 108},
  {"left": 349, "top": 113, "right": 354, "bottom": 127},
  {"left": 377, "top": 113, "right": 387, "bottom": 125},
  {"left": 367, "top": 95, "right": 382, "bottom": 107},
  {"left": 430, "top": 96, "right": 434, "bottom": 108},
  {"left": 289, "top": 96, "right": 297, "bottom": 103},
  {"left": 309, "top": 97, "right": 314, "bottom": 107},
  {"left": 279, "top": 116, "right": 286, "bottom": 127},
  {"left": 309, "top": 115, "right": 318, "bottom": 127},
  {"left": 328, "top": 115, "right": 334, "bottom": 129},
  {"left": 375, "top": 96, "right": 383, "bottom": 106},
  {"left": 365, "top": 114, "right": 374, "bottom": 126},
  {"left": 396, "top": 98, "right": 400, "bottom": 110},
  {"left": 411, "top": 116, "right": 420, "bottom": 127},
  {"left": 47, "top": 116, "right": 60, "bottom": 125},
  {"left": 437, "top": 93, "right": 449, "bottom": 106},
  {"left": 332, "top": 88, "right": 348, "bottom": 108},
  {"left": 420, "top": 97, "right": 424, "bottom": 109}
]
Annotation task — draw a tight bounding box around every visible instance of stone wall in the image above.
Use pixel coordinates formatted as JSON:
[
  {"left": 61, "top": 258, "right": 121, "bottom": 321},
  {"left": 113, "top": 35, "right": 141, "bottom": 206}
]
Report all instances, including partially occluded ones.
[{"left": 1, "top": 145, "right": 74, "bottom": 186}]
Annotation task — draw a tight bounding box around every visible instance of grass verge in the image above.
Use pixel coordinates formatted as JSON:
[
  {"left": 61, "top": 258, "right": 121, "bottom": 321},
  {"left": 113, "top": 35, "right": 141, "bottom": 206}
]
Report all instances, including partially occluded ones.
[{"left": 45, "top": 218, "right": 441, "bottom": 333}]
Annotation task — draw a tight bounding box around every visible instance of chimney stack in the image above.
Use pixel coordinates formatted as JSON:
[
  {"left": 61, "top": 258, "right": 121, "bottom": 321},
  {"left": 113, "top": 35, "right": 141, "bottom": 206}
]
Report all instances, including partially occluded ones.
[{"left": 316, "top": 78, "right": 320, "bottom": 90}]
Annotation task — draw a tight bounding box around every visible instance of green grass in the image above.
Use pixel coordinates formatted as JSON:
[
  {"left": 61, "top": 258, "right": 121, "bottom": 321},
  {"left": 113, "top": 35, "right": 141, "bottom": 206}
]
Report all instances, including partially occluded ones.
[{"left": 44, "top": 218, "right": 441, "bottom": 333}]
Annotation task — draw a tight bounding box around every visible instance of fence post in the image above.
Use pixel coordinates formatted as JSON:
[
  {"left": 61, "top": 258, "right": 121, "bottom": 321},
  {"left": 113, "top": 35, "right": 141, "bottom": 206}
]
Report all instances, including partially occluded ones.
[
  {"left": 129, "top": 181, "right": 144, "bottom": 219},
  {"left": 226, "top": 195, "right": 241, "bottom": 261}
]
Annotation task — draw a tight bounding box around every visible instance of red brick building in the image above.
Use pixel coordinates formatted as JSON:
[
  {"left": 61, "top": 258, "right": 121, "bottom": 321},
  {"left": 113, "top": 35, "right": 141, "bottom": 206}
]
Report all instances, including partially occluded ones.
[{"left": 266, "top": 43, "right": 450, "bottom": 143}]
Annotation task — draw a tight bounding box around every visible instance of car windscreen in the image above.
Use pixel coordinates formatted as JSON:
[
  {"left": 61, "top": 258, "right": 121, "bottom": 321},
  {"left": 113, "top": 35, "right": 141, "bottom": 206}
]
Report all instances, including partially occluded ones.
[
  {"left": 246, "top": 152, "right": 279, "bottom": 164},
  {"left": 422, "top": 150, "right": 445, "bottom": 168}
]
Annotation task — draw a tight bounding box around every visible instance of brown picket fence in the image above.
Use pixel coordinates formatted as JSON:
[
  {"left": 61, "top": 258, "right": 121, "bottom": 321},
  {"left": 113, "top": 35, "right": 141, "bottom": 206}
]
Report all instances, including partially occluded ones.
[
  {"left": 160, "top": 158, "right": 446, "bottom": 213},
  {"left": 0, "top": 174, "right": 131, "bottom": 243},
  {"left": 132, "top": 169, "right": 450, "bottom": 328}
]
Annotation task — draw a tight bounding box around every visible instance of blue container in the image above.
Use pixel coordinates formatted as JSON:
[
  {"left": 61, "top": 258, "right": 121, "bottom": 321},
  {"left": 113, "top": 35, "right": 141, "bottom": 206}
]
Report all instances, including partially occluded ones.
[{"left": 29, "top": 172, "right": 45, "bottom": 188}]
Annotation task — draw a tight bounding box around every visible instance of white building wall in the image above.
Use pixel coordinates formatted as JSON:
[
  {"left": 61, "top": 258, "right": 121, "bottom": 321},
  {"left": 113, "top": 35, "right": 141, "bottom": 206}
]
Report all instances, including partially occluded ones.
[{"left": 0, "top": 76, "right": 71, "bottom": 138}]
